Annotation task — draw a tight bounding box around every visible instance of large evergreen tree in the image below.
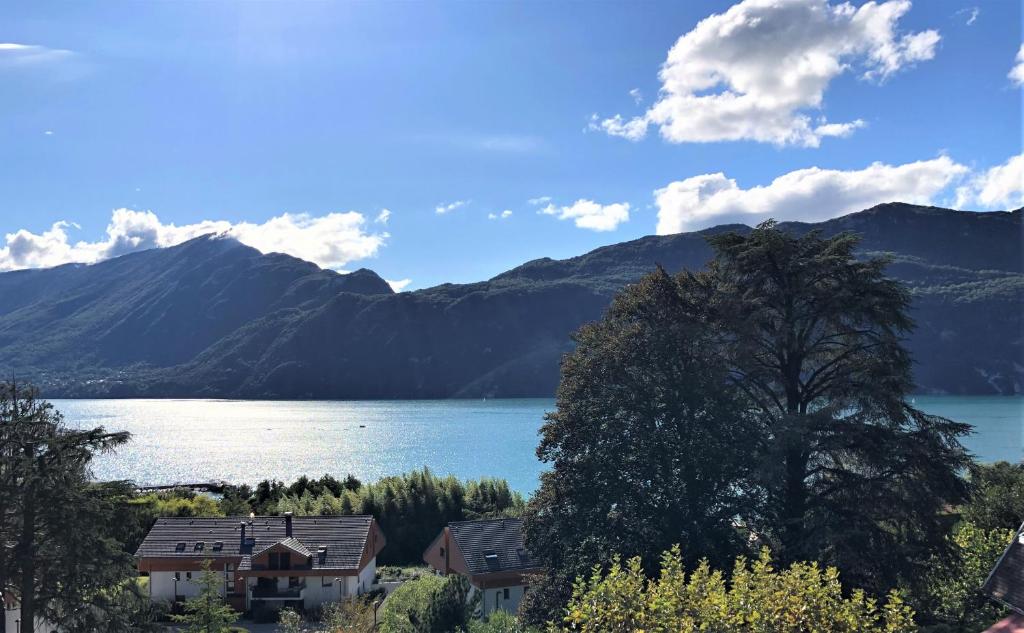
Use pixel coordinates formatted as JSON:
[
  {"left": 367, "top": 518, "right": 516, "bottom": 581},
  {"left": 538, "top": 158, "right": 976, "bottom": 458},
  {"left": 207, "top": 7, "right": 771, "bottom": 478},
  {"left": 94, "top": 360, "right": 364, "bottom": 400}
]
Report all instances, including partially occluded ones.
[
  {"left": 522, "top": 222, "right": 972, "bottom": 623},
  {"left": 0, "top": 382, "right": 138, "bottom": 633},
  {"left": 694, "top": 223, "right": 971, "bottom": 590},
  {"left": 521, "top": 270, "right": 758, "bottom": 622}
]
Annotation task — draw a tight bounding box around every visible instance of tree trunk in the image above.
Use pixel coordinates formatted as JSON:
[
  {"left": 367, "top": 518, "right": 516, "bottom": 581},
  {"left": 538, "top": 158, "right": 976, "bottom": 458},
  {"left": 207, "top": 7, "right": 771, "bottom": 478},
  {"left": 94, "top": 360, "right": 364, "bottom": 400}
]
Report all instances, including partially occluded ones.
[
  {"left": 17, "top": 487, "right": 35, "bottom": 633},
  {"left": 780, "top": 446, "right": 808, "bottom": 560}
]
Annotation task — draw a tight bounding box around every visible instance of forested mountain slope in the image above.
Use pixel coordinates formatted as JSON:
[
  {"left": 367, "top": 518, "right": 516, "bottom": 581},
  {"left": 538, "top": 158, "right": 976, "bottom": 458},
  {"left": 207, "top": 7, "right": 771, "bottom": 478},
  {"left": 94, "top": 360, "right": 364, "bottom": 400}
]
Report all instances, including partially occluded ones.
[{"left": 2, "top": 203, "right": 1019, "bottom": 398}]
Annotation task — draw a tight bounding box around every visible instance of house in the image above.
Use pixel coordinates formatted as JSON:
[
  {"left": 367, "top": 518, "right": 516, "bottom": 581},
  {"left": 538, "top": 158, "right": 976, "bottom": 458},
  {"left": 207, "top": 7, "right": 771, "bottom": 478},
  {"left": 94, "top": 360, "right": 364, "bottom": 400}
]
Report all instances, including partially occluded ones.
[
  {"left": 135, "top": 512, "right": 385, "bottom": 614},
  {"left": 2, "top": 593, "right": 57, "bottom": 633},
  {"left": 981, "top": 522, "right": 1024, "bottom": 633},
  {"left": 423, "top": 518, "right": 541, "bottom": 616}
]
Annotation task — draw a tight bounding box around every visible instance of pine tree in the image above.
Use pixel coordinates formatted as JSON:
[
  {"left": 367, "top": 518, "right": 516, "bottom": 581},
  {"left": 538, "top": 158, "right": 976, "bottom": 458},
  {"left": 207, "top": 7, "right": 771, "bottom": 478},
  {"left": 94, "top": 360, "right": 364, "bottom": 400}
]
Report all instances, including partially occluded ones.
[
  {"left": 0, "top": 382, "right": 136, "bottom": 633},
  {"left": 172, "top": 560, "right": 238, "bottom": 633}
]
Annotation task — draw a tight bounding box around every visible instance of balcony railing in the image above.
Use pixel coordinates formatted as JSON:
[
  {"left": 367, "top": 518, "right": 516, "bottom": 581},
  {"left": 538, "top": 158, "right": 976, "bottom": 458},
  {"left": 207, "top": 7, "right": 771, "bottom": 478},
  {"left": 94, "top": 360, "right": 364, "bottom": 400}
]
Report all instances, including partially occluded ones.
[{"left": 250, "top": 583, "right": 306, "bottom": 600}]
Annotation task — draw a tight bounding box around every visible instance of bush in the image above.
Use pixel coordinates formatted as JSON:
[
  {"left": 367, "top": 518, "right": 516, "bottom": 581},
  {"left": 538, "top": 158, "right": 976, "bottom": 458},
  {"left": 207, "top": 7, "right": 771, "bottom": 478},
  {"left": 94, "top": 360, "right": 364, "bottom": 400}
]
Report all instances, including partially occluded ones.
[
  {"left": 556, "top": 545, "right": 916, "bottom": 632},
  {"left": 916, "top": 521, "right": 1013, "bottom": 632},
  {"left": 963, "top": 461, "right": 1024, "bottom": 532},
  {"left": 466, "top": 610, "right": 540, "bottom": 633},
  {"left": 379, "top": 574, "right": 470, "bottom": 633}
]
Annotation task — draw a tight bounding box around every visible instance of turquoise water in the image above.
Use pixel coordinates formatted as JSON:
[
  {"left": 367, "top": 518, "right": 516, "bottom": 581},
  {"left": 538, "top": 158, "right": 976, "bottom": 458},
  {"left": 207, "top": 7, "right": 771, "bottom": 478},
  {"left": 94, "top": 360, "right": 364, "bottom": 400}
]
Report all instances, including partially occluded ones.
[{"left": 53, "top": 396, "right": 1021, "bottom": 494}]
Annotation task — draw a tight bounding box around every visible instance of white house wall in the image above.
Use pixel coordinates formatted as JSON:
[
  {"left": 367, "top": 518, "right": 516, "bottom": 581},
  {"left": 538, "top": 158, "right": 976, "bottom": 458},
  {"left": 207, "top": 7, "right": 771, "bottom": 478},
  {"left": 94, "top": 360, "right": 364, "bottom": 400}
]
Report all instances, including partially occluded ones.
[
  {"left": 476, "top": 584, "right": 527, "bottom": 617},
  {"left": 4, "top": 607, "right": 58, "bottom": 633},
  {"left": 357, "top": 557, "right": 377, "bottom": 595},
  {"left": 150, "top": 570, "right": 227, "bottom": 602}
]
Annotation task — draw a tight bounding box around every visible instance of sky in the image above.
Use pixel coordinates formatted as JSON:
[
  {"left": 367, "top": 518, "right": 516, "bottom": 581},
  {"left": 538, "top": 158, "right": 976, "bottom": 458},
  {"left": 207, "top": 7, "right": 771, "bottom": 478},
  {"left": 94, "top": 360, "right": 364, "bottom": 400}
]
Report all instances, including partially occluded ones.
[{"left": 1, "top": 0, "right": 1021, "bottom": 290}]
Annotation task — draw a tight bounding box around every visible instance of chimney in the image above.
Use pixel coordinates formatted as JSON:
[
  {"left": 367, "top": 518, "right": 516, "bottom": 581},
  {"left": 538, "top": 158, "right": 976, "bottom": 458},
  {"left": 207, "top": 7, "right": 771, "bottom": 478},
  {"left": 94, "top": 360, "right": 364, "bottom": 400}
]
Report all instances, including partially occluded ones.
[
  {"left": 239, "top": 521, "right": 247, "bottom": 546},
  {"left": 284, "top": 511, "right": 293, "bottom": 537}
]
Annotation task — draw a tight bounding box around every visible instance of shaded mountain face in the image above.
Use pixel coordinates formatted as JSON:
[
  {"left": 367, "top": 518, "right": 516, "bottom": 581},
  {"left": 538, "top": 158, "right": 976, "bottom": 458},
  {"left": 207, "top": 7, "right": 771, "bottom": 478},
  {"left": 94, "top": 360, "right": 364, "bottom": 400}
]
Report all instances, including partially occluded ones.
[{"left": 1, "top": 203, "right": 1020, "bottom": 398}]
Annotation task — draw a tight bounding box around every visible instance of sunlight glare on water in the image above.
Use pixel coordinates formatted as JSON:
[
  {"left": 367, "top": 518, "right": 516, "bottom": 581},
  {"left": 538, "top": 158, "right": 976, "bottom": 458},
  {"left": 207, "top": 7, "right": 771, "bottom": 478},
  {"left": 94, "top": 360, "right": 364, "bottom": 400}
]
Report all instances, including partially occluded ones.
[{"left": 52, "top": 396, "right": 1021, "bottom": 494}]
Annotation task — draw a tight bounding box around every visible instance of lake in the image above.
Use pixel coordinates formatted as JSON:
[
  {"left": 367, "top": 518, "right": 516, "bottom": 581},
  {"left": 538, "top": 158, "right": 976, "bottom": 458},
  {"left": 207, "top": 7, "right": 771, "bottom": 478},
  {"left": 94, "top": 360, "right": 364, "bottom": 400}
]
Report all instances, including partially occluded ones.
[{"left": 54, "top": 396, "right": 1022, "bottom": 494}]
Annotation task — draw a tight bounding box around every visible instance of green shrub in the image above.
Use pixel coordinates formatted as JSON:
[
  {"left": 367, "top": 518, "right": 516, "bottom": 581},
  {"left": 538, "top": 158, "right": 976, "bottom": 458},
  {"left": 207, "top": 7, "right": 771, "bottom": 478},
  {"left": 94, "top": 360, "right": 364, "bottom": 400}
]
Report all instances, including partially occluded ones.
[{"left": 379, "top": 574, "right": 470, "bottom": 633}]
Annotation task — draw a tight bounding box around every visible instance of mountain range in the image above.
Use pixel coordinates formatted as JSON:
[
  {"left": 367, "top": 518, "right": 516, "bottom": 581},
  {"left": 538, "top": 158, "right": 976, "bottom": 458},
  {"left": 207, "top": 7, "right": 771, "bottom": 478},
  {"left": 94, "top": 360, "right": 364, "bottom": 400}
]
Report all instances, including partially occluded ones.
[{"left": 1, "top": 202, "right": 1020, "bottom": 398}]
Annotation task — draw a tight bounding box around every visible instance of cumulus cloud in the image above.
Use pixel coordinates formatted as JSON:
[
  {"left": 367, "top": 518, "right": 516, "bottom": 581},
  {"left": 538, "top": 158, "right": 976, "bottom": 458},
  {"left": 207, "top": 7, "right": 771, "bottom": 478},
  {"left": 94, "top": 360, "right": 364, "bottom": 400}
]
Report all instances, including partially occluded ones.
[
  {"left": 0, "top": 209, "right": 387, "bottom": 272},
  {"left": 435, "top": 200, "right": 468, "bottom": 215},
  {"left": 540, "top": 199, "right": 630, "bottom": 232},
  {"left": 592, "top": 0, "right": 939, "bottom": 147},
  {"left": 955, "top": 154, "right": 1024, "bottom": 209},
  {"left": 488, "top": 210, "right": 513, "bottom": 220},
  {"left": 655, "top": 156, "right": 968, "bottom": 234},
  {"left": 1010, "top": 44, "right": 1024, "bottom": 86},
  {"left": 386, "top": 278, "right": 412, "bottom": 292}
]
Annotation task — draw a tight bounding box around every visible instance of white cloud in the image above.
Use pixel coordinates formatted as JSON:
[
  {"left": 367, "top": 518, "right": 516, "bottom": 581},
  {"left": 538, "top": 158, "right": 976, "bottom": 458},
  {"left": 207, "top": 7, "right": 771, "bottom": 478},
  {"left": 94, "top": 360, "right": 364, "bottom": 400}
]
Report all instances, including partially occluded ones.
[
  {"left": 435, "top": 200, "right": 468, "bottom": 215},
  {"left": 375, "top": 209, "right": 391, "bottom": 224},
  {"left": 386, "top": 278, "right": 412, "bottom": 292},
  {"left": 1010, "top": 44, "right": 1024, "bottom": 86},
  {"left": 0, "top": 209, "right": 387, "bottom": 272},
  {"left": 540, "top": 199, "right": 630, "bottom": 232},
  {"left": 488, "top": 210, "right": 513, "bottom": 220},
  {"left": 527, "top": 196, "right": 552, "bottom": 206},
  {"left": 0, "top": 42, "right": 75, "bottom": 66},
  {"left": 629, "top": 88, "right": 643, "bottom": 104},
  {"left": 955, "top": 154, "right": 1024, "bottom": 209},
  {"left": 655, "top": 156, "right": 969, "bottom": 234},
  {"left": 592, "top": 0, "right": 939, "bottom": 147},
  {"left": 955, "top": 6, "right": 980, "bottom": 26}
]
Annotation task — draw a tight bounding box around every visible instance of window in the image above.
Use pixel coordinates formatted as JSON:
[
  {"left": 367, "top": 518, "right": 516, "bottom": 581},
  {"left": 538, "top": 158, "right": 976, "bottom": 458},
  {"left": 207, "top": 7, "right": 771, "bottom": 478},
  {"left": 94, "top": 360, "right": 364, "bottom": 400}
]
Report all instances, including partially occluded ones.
[
  {"left": 495, "top": 591, "right": 500, "bottom": 610},
  {"left": 439, "top": 547, "right": 445, "bottom": 557},
  {"left": 174, "top": 572, "right": 180, "bottom": 581},
  {"left": 503, "top": 588, "right": 510, "bottom": 600},
  {"left": 267, "top": 551, "right": 293, "bottom": 570},
  {"left": 288, "top": 576, "right": 300, "bottom": 588},
  {"left": 322, "top": 576, "right": 333, "bottom": 587},
  {"left": 186, "top": 572, "right": 192, "bottom": 581},
  {"left": 175, "top": 542, "right": 186, "bottom": 552},
  {"left": 194, "top": 542, "right": 204, "bottom": 552},
  {"left": 212, "top": 541, "right": 223, "bottom": 551}
]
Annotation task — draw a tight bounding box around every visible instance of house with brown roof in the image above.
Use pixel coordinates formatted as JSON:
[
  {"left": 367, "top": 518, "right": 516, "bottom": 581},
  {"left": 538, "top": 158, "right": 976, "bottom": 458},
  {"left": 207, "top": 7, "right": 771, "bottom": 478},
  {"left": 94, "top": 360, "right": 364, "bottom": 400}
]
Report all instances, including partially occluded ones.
[
  {"left": 423, "top": 518, "right": 541, "bottom": 616},
  {"left": 135, "top": 512, "right": 385, "bottom": 614}
]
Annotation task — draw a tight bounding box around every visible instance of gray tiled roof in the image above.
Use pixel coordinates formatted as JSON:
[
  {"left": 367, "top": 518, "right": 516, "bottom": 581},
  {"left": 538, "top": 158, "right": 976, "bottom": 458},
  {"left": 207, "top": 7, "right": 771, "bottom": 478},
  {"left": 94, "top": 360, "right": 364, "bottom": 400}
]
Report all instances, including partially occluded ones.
[
  {"left": 134, "top": 515, "right": 372, "bottom": 571},
  {"left": 448, "top": 518, "right": 539, "bottom": 575},
  {"left": 984, "top": 524, "right": 1024, "bottom": 613},
  {"left": 253, "top": 536, "right": 313, "bottom": 559}
]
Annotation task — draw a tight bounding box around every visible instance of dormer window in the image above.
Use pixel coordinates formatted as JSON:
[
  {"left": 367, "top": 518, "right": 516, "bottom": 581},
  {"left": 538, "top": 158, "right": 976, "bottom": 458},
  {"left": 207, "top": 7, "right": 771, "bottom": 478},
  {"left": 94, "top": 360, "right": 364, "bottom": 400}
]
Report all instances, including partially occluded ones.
[
  {"left": 212, "top": 541, "right": 223, "bottom": 551},
  {"left": 194, "top": 541, "right": 205, "bottom": 552},
  {"left": 175, "top": 542, "right": 186, "bottom": 552},
  {"left": 484, "top": 550, "right": 499, "bottom": 566}
]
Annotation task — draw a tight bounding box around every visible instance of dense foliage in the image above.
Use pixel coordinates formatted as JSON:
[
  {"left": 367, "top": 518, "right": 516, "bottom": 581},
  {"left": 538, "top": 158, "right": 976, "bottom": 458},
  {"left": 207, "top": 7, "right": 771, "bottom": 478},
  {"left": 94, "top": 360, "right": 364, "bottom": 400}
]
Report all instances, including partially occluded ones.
[
  {"left": 962, "top": 461, "right": 1024, "bottom": 532},
  {"left": 466, "top": 611, "right": 541, "bottom": 633},
  {"left": 522, "top": 269, "right": 758, "bottom": 618},
  {"left": 916, "top": 522, "right": 1013, "bottom": 632},
  {"left": 523, "top": 223, "right": 974, "bottom": 623},
  {"left": 0, "top": 381, "right": 154, "bottom": 633},
  {"left": 556, "top": 545, "right": 916, "bottom": 633},
  {"left": 272, "top": 469, "right": 524, "bottom": 564},
  {"left": 378, "top": 574, "right": 472, "bottom": 633}
]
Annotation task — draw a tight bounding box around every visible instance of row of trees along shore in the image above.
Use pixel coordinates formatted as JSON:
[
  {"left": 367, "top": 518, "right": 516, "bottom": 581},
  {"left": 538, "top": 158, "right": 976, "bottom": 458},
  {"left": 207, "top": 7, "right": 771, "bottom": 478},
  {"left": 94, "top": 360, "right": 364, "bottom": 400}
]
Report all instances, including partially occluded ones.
[{"left": 0, "top": 222, "right": 1021, "bottom": 632}]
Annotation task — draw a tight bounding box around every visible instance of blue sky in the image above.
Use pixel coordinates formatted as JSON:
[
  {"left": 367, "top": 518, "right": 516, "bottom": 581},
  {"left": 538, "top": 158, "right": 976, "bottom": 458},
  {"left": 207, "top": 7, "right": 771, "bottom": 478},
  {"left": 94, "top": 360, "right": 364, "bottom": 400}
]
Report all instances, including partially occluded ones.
[{"left": 1, "top": 0, "right": 1021, "bottom": 290}]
